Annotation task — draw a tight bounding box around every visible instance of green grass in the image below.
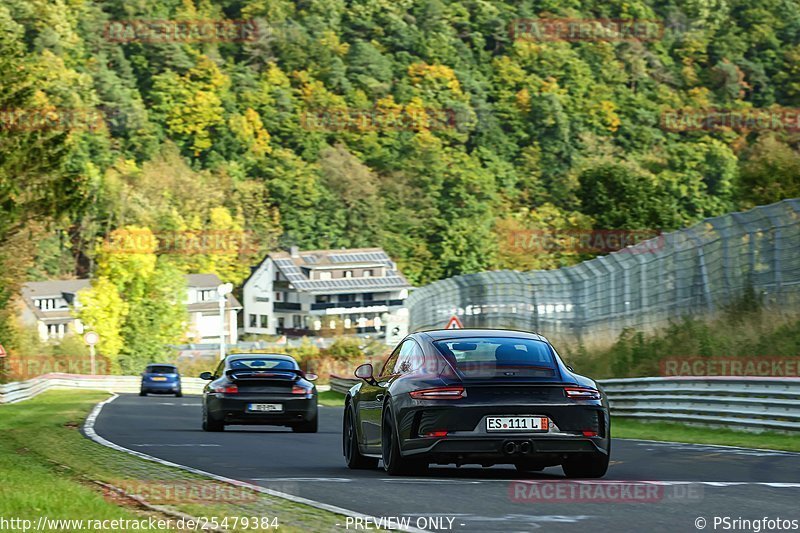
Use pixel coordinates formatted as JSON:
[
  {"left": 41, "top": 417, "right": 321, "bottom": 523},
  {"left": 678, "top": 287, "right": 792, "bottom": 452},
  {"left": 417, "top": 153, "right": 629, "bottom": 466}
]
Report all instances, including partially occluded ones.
[
  {"left": 0, "top": 390, "right": 348, "bottom": 531},
  {"left": 613, "top": 418, "right": 800, "bottom": 452},
  {"left": 318, "top": 389, "right": 346, "bottom": 407}
]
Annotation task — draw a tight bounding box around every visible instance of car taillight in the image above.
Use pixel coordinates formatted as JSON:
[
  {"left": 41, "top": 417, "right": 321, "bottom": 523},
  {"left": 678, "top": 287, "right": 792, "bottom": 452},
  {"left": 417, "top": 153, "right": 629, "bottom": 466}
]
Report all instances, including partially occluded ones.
[
  {"left": 409, "top": 386, "right": 465, "bottom": 400},
  {"left": 564, "top": 387, "right": 601, "bottom": 400},
  {"left": 582, "top": 430, "right": 599, "bottom": 437},
  {"left": 213, "top": 384, "right": 238, "bottom": 394},
  {"left": 292, "top": 385, "right": 312, "bottom": 395},
  {"left": 424, "top": 430, "right": 448, "bottom": 438}
]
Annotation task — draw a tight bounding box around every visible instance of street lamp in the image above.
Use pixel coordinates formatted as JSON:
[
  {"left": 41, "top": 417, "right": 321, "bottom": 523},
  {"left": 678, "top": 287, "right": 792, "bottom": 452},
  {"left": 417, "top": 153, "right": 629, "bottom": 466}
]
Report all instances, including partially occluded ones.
[{"left": 217, "top": 283, "right": 233, "bottom": 361}]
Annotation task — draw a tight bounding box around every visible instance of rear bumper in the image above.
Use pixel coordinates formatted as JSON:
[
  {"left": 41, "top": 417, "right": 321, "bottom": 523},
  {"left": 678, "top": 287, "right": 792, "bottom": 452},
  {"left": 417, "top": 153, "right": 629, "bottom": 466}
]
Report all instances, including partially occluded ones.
[
  {"left": 141, "top": 381, "right": 181, "bottom": 392},
  {"left": 403, "top": 435, "right": 607, "bottom": 464},
  {"left": 207, "top": 394, "right": 317, "bottom": 425}
]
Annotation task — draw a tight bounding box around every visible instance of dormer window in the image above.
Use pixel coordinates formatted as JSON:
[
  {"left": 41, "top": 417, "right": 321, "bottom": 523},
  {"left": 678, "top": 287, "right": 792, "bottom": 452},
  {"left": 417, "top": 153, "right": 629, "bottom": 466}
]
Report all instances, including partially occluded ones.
[
  {"left": 363, "top": 270, "right": 372, "bottom": 278},
  {"left": 35, "top": 298, "right": 57, "bottom": 310},
  {"left": 198, "top": 289, "right": 217, "bottom": 302},
  {"left": 344, "top": 270, "right": 353, "bottom": 278},
  {"left": 319, "top": 272, "right": 332, "bottom": 280}
]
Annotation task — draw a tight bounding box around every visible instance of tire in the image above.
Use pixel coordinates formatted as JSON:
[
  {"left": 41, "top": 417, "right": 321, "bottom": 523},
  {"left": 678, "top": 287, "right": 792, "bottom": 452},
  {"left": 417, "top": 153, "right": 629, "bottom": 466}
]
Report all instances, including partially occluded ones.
[
  {"left": 292, "top": 416, "right": 318, "bottom": 433},
  {"left": 382, "top": 404, "right": 426, "bottom": 476},
  {"left": 561, "top": 452, "right": 609, "bottom": 478},
  {"left": 202, "top": 406, "right": 224, "bottom": 432},
  {"left": 175, "top": 391, "right": 183, "bottom": 398},
  {"left": 139, "top": 391, "right": 146, "bottom": 397},
  {"left": 343, "top": 407, "right": 379, "bottom": 469}
]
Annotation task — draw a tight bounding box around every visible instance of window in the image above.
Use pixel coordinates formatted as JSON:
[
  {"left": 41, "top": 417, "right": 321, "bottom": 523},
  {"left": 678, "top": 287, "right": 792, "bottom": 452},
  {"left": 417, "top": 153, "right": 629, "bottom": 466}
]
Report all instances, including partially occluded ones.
[
  {"left": 315, "top": 295, "right": 330, "bottom": 303},
  {"left": 198, "top": 289, "right": 216, "bottom": 302},
  {"left": 293, "top": 315, "right": 302, "bottom": 328},
  {"left": 363, "top": 270, "right": 372, "bottom": 278},
  {"left": 319, "top": 271, "right": 332, "bottom": 280},
  {"left": 260, "top": 315, "right": 268, "bottom": 328},
  {"left": 343, "top": 270, "right": 353, "bottom": 278},
  {"left": 433, "top": 337, "right": 557, "bottom": 379},
  {"left": 363, "top": 293, "right": 374, "bottom": 301},
  {"left": 394, "top": 340, "right": 424, "bottom": 374},
  {"left": 274, "top": 291, "right": 283, "bottom": 301},
  {"left": 36, "top": 298, "right": 57, "bottom": 310},
  {"left": 249, "top": 314, "right": 257, "bottom": 328},
  {"left": 339, "top": 293, "right": 354, "bottom": 302}
]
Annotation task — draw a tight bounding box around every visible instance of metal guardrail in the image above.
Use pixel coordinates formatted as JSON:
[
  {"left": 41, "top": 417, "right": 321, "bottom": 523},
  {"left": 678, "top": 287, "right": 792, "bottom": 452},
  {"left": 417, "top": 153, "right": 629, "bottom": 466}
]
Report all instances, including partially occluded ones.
[
  {"left": 329, "top": 375, "right": 800, "bottom": 432},
  {"left": 0, "top": 374, "right": 207, "bottom": 404}
]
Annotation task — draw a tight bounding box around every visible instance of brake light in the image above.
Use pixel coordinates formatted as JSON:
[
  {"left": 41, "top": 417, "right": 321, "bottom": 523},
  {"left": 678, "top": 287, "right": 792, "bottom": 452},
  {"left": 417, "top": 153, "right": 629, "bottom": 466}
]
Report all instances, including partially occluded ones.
[
  {"left": 292, "top": 385, "right": 312, "bottom": 395},
  {"left": 564, "top": 387, "right": 600, "bottom": 400},
  {"left": 213, "top": 384, "right": 238, "bottom": 394},
  {"left": 424, "top": 431, "right": 448, "bottom": 438},
  {"left": 409, "top": 386, "right": 465, "bottom": 400}
]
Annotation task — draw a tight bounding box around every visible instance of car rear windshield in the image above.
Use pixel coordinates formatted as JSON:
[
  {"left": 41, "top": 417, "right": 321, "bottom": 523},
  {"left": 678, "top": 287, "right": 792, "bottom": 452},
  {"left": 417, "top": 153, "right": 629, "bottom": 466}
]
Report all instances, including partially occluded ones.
[
  {"left": 229, "top": 358, "right": 296, "bottom": 371},
  {"left": 433, "top": 337, "right": 558, "bottom": 379},
  {"left": 146, "top": 365, "right": 177, "bottom": 374}
]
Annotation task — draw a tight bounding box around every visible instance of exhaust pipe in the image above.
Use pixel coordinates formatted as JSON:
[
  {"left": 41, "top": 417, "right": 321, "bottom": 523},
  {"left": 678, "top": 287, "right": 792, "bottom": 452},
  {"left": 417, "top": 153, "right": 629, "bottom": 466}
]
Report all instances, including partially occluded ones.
[
  {"left": 519, "top": 441, "right": 532, "bottom": 455},
  {"left": 503, "top": 441, "right": 518, "bottom": 455}
]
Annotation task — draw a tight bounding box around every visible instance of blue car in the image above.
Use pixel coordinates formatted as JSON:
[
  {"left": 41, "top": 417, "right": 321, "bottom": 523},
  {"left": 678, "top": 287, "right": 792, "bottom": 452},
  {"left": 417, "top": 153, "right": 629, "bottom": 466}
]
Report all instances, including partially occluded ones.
[{"left": 140, "top": 364, "right": 182, "bottom": 397}]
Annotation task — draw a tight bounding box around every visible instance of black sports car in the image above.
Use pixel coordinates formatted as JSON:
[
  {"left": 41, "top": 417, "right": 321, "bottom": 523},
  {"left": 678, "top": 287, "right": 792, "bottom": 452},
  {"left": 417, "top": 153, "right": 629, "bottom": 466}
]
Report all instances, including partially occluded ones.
[
  {"left": 343, "top": 329, "right": 610, "bottom": 477},
  {"left": 200, "top": 354, "right": 318, "bottom": 432}
]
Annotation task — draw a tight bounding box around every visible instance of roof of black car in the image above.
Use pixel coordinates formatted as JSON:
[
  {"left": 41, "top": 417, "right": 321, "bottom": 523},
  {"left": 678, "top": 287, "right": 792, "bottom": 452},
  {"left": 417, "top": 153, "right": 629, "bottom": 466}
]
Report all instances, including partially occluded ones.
[
  {"left": 147, "top": 363, "right": 176, "bottom": 368},
  {"left": 226, "top": 353, "right": 296, "bottom": 361},
  {"left": 418, "top": 328, "right": 548, "bottom": 342}
]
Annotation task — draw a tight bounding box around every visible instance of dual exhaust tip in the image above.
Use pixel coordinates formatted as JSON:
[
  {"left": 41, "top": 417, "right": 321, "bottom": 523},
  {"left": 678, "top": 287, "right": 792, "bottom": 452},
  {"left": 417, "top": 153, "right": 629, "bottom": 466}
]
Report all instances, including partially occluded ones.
[{"left": 503, "top": 440, "right": 532, "bottom": 455}]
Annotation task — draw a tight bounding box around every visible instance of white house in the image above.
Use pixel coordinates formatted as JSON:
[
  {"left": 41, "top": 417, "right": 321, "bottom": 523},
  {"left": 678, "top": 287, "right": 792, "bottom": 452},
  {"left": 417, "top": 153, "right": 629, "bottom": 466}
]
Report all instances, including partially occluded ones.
[
  {"left": 20, "top": 274, "right": 241, "bottom": 344},
  {"left": 242, "top": 247, "right": 413, "bottom": 337}
]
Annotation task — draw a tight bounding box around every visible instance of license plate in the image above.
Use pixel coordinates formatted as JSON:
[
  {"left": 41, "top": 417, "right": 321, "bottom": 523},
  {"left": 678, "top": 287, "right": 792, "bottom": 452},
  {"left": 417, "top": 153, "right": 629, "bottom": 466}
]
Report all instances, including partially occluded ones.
[
  {"left": 486, "top": 416, "right": 548, "bottom": 432},
  {"left": 247, "top": 403, "right": 282, "bottom": 413},
  {"left": 151, "top": 377, "right": 167, "bottom": 381}
]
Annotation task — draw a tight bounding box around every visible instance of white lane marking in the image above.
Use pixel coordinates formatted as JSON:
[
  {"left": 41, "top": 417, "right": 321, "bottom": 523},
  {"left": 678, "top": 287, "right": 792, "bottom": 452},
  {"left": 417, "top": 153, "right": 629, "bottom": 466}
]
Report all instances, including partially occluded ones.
[
  {"left": 619, "top": 438, "right": 800, "bottom": 456},
  {"left": 251, "top": 478, "right": 352, "bottom": 483},
  {"left": 84, "top": 394, "right": 428, "bottom": 533},
  {"left": 132, "top": 444, "right": 221, "bottom": 447},
  {"left": 381, "top": 478, "right": 482, "bottom": 485}
]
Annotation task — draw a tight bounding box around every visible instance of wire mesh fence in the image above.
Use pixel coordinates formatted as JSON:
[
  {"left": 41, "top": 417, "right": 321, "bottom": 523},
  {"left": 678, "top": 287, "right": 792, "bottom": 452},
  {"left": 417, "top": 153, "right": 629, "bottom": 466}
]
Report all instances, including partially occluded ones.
[{"left": 407, "top": 199, "right": 800, "bottom": 346}]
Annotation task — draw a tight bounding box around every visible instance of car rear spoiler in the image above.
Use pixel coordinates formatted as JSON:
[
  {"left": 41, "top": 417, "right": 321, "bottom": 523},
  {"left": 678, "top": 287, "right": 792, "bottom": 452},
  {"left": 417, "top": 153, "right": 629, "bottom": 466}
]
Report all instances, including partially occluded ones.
[{"left": 225, "top": 368, "right": 305, "bottom": 381}]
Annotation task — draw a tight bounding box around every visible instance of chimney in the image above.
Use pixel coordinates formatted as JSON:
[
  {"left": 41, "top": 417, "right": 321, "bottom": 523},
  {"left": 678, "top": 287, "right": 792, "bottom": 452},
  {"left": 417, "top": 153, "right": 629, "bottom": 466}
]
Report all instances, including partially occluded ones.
[{"left": 290, "top": 245, "right": 300, "bottom": 258}]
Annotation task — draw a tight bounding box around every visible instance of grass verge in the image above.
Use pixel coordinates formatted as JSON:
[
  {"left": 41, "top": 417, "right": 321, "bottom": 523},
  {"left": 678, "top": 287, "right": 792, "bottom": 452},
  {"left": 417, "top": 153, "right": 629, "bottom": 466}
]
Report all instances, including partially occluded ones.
[
  {"left": 0, "top": 390, "right": 348, "bottom": 531},
  {"left": 613, "top": 417, "right": 800, "bottom": 452},
  {"left": 318, "top": 390, "right": 346, "bottom": 407}
]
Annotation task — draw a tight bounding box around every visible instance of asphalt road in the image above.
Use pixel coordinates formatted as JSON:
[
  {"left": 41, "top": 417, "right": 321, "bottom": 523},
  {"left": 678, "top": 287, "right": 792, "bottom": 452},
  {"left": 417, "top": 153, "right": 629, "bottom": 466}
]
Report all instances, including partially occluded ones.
[{"left": 94, "top": 394, "right": 800, "bottom": 532}]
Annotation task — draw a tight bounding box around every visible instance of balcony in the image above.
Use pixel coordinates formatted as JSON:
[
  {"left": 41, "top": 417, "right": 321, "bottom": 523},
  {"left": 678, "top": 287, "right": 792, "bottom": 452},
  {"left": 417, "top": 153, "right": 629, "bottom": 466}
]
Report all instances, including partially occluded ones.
[
  {"left": 310, "top": 299, "right": 404, "bottom": 311},
  {"left": 273, "top": 302, "right": 302, "bottom": 311}
]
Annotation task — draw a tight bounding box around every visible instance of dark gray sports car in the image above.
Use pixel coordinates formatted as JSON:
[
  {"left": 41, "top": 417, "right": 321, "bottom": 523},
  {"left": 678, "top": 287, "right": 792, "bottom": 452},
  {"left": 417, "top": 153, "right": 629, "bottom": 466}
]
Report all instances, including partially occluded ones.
[
  {"left": 343, "top": 329, "right": 610, "bottom": 477},
  {"left": 200, "top": 354, "right": 318, "bottom": 433}
]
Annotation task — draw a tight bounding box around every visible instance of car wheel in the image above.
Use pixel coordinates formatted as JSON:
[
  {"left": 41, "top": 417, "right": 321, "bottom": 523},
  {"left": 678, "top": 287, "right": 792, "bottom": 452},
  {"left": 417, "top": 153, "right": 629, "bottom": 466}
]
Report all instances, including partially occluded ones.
[
  {"left": 382, "top": 404, "right": 426, "bottom": 476},
  {"left": 292, "top": 416, "right": 318, "bottom": 433},
  {"left": 175, "top": 391, "right": 183, "bottom": 398},
  {"left": 561, "top": 453, "right": 609, "bottom": 478},
  {"left": 202, "top": 406, "right": 224, "bottom": 432},
  {"left": 139, "top": 391, "right": 146, "bottom": 397},
  {"left": 343, "top": 407, "right": 379, "bottom": 469}
]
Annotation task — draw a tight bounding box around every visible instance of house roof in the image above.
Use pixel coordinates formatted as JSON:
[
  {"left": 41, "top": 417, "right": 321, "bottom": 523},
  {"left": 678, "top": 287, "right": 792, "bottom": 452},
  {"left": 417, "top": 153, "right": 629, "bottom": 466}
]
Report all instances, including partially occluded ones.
[{"left": 268, "top": 247, "right": 413, "bottom": 294}]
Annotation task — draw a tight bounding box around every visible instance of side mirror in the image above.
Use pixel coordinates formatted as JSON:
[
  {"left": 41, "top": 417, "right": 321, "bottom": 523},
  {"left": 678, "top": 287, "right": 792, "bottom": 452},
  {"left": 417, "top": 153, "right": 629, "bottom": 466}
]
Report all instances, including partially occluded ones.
[
  {"left": 199, "top": 372, "right": 213, "bottom": 380},
  {"left": 306, "top": 373, "right": 319, "bottom": 382},
  {"left": 354, "top": 363, "right": 374, "bottom": 382}
]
